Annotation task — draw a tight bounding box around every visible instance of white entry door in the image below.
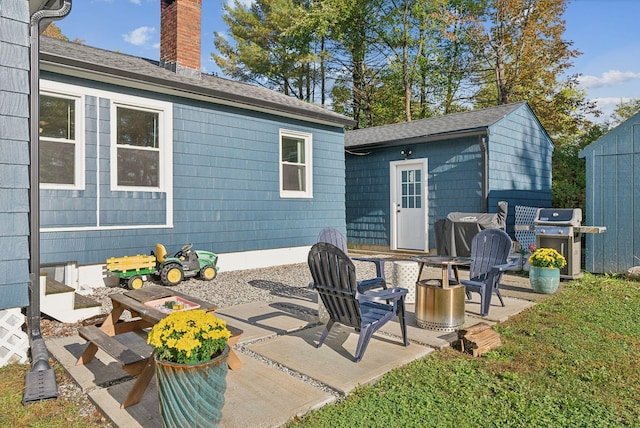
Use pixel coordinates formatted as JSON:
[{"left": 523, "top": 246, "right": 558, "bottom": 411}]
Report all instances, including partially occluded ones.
[{"left": 391, "top": 160, "right": 428, "bottom": 251}]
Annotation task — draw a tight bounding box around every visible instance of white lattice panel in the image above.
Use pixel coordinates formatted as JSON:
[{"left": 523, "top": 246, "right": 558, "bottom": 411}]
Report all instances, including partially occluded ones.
[
  {"left": 515, "top": 205, "right": 539, "bottom": 250},
  {"left": 0, "top": 308, "right": 29, "bottom": 366},
  {"left": 392, "top": 261, "right": 419, "bottom": 303}
]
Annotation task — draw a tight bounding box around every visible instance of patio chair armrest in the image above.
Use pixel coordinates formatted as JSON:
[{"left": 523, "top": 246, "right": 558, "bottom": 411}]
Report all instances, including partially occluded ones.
[
  {"left": 357, "top": 277, "right": 387, "bottom": 293},
  {"left": 352, "top": 257, "right": 386, "bottom": 279},
  {"left": 493, "top": 261, "right": 518, "bottom": 272},
  {"left": 460, "top": 279, "right": 484, "bottom": 288},
  {"left": 358, "top": 287, "right": 407, "bottom": 304}
]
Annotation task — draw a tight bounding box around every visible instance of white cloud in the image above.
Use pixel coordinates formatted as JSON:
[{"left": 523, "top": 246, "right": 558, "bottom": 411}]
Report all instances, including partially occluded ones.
[
  {"left": 592, "top": 97, "right": 633, "bottom": 108},
  {"left": 130, "top": 0, "right": 142, "bottom": 4},
  {"left": 582, "top": 97, "right": 634, "bottom": 123},
  {"left": 227, "top": 0, "right": 253, "bottom": 8},
  {"left": 122, "top": 26, "right": 156, "bottom": 46},
  {"left": 579, "top": 70, "right": 640, "bottom": 90}
]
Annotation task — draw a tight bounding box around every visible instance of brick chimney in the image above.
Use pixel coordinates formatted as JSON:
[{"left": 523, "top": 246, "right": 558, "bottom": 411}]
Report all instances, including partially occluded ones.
[{"left": 160, "top": 0, "right": 202, "bottom": 78}]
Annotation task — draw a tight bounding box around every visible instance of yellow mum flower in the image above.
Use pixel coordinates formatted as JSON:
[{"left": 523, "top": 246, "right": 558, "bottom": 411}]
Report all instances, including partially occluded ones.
[
  {"left": 147, "top": 309, "right": 230, "bottom": 364},
  {"left": 529, "top": 248, "right": 566, "bottom": 269}
]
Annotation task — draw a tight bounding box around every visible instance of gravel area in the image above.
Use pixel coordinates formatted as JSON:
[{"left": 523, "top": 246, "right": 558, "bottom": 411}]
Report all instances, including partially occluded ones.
[
  {"left": 41, "top": 260, "right": 322, "bottom": 337},
  {"left": 87, "top": 257, "right": 387, "bottom": 322}
]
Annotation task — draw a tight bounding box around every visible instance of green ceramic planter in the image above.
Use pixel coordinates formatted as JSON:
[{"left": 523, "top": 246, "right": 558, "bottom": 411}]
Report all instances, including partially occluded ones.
[
  {"left": 529, "top": 266, "right": 560, "bottom": 294},
  {"left": 155, "top": 346, "right": 229, "bottom": 428}
]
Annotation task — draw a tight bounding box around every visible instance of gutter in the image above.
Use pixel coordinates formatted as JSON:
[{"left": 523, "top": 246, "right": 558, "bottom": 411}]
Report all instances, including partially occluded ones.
[
  {"left": 345, "top": 128, "right": 488, "bottom": 151},
  {"left": 24, "top": 0, "right": 72, "bottom": 404}
]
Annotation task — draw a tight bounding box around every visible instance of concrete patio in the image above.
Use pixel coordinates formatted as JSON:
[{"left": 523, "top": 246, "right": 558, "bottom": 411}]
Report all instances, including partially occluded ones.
[{"left": 45, "top": 268, "right": 547, "bottom": 428}]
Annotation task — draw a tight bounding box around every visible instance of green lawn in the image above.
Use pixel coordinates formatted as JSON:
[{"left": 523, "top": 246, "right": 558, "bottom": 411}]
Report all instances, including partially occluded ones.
[
  {"left": 287, "top": 273, "right": 640, "bottom": 427},
  {"left": 0, "top": 361, "right": 107, "bottom": 428}
]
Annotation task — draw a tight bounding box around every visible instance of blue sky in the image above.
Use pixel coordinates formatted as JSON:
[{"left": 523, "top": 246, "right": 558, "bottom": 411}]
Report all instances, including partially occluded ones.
[{"left": 55, "top": 0, "right": 640, "bottom": 121}]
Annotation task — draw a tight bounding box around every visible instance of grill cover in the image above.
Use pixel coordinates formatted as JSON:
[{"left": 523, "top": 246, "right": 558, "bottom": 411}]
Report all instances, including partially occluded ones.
[{"left": 435, "top": 202, "right": 507, "bottom": 257}]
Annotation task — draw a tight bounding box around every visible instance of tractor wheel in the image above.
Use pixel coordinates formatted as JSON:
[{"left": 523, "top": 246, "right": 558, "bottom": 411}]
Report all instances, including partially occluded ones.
[
  {"left": 200, "top": 266, "right": 217, "bottom": 281},
  {"left": 127, "top": 275, "right": 144, "bottom": 290},
  {"left": 161, "top": 263, "right": 183, "bottom": 286}
]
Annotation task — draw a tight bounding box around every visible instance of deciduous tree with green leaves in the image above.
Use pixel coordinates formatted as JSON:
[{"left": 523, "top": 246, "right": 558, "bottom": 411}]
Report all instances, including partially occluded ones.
[
  {"left": 472, "top": 0, "right": 597, "bottom": 140},
  {"left": 610, "top": 98, "right": 640, "bottom": 127},
  {"left": 552, "top": 123, "right": 608, "bottom": 210}
]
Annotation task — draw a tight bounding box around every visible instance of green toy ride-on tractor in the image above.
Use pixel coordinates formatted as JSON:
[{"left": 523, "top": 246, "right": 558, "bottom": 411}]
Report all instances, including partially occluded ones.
[
  {"left": 154, "top": 243, "right": 218, "bottom": 286},
  {"left": 106, "top": 243, "right": 219, "bottom": 289}
]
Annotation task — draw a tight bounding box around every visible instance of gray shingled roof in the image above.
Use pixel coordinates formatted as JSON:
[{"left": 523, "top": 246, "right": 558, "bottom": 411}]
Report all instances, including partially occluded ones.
[
  {"left": 39, "top": 37, "right": 355, "bottom": 127},
  {"left": 345, "top": 102, "right": 527, "bottom": 148}
]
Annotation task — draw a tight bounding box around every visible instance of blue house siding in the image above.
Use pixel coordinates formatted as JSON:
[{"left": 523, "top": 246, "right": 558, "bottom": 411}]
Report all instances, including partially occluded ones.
[
  {"left": 345, "top": 103, "right": 553, "bottom": 250},
  {"left": 346, "top": 137, "right": 483, "bottom": 247},
  {"left": 39, "top": 91, "right": 92, "bottom": 227},
  {"left": 40, "top": 76, "right": 171, "bottom": 229},
  {"left": 346, "top": 150, "right": 392, "bottom": 246},
  {"left": 0, "top": 0, "right": 30, "bottom": 309},
  {"left": 580, "top": 114, "right": 640, "bottom": 274},
  {"left": 489, "top": 108, "right": 553, "bottom": 188},
  {"left": 487, "top": 104, "right": 553, "bottom": 232},
  {"left": 427, "top": 138, "right": 483, "bottom": 215},
  {"left": 39, "top": 78, "right": 346, "bottom": 266}
]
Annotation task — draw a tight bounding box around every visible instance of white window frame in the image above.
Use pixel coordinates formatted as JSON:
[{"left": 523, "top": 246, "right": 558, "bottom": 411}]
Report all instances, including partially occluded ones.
[
  {"left": 110, "top": 98, "right": 172, "bottom": 192},
  {"left": 38, "top": 88, "right": 85, "bottom": 190},
  {"left": 279, "top": 129, "right": 313, "bottom": 198},
  {"left": 38, "top": 79, "right": 174, "bottom": 231}
]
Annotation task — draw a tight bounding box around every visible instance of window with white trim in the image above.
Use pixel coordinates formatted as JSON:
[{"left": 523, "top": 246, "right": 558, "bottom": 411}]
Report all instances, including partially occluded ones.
[
  {"left": 39, "top": 92, "right": 83, "bottom": 189},
  {"left": 280, "top": 129, "right": 312, "bottom": 198},
  {"left": 113, "top": 104, "right": 162, "bottom": 189}
]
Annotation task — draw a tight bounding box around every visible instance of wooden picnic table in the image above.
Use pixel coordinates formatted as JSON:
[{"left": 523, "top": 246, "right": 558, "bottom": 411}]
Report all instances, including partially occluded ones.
[{"left": 76, "top": 285, "right": 243, "bottom": 408}]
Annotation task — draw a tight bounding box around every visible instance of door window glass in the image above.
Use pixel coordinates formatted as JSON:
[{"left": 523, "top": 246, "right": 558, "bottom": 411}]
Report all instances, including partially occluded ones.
[{"left": 401, "top": 169, "right": 421, "bottom": 209}]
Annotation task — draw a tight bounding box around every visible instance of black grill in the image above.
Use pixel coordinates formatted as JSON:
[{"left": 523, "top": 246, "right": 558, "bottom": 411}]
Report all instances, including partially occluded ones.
[{"left": 535, "top": 208, "right": 582, "bottom": 226}]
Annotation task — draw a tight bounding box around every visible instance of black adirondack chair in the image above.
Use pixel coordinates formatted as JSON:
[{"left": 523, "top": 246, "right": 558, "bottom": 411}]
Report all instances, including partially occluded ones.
[
  {"left": 316, "top": 227, "right": 387, "bottom": 293},
  {"left": 461, "top": 228, "right": 516, "bottom": 316},
  {"left": 307, "top": 242, "right": 409, "bottom": 362}
]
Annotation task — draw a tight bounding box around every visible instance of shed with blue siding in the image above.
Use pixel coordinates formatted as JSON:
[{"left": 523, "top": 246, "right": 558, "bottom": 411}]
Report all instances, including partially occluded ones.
[
  {"left": 33, "top": 36, "right": 353, "bottom": 287},
  {"left": 579, "top": 113, "right": 640, "bottom": 274},
  {"left": 345, "top": 102, "right": 553, "bottom": 252}
]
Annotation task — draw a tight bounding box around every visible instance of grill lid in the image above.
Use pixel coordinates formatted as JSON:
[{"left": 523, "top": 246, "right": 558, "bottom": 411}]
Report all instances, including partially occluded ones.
[{"left": 534, "top": 208, "right": 582, "bottom": 226}]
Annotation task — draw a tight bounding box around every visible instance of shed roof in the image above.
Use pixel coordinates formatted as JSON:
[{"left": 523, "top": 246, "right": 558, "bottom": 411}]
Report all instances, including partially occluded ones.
[
  {"left": 39, "top": 37, "right": 355, "bottom": 128},
  {"left": 345, "top": 102, "right": 527, "bottom": 149}
]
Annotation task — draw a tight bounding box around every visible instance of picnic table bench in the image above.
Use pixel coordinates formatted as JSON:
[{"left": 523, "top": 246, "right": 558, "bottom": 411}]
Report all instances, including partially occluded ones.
[{"left": 76, "top": 285, "right": 243, "bottom": 408}]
